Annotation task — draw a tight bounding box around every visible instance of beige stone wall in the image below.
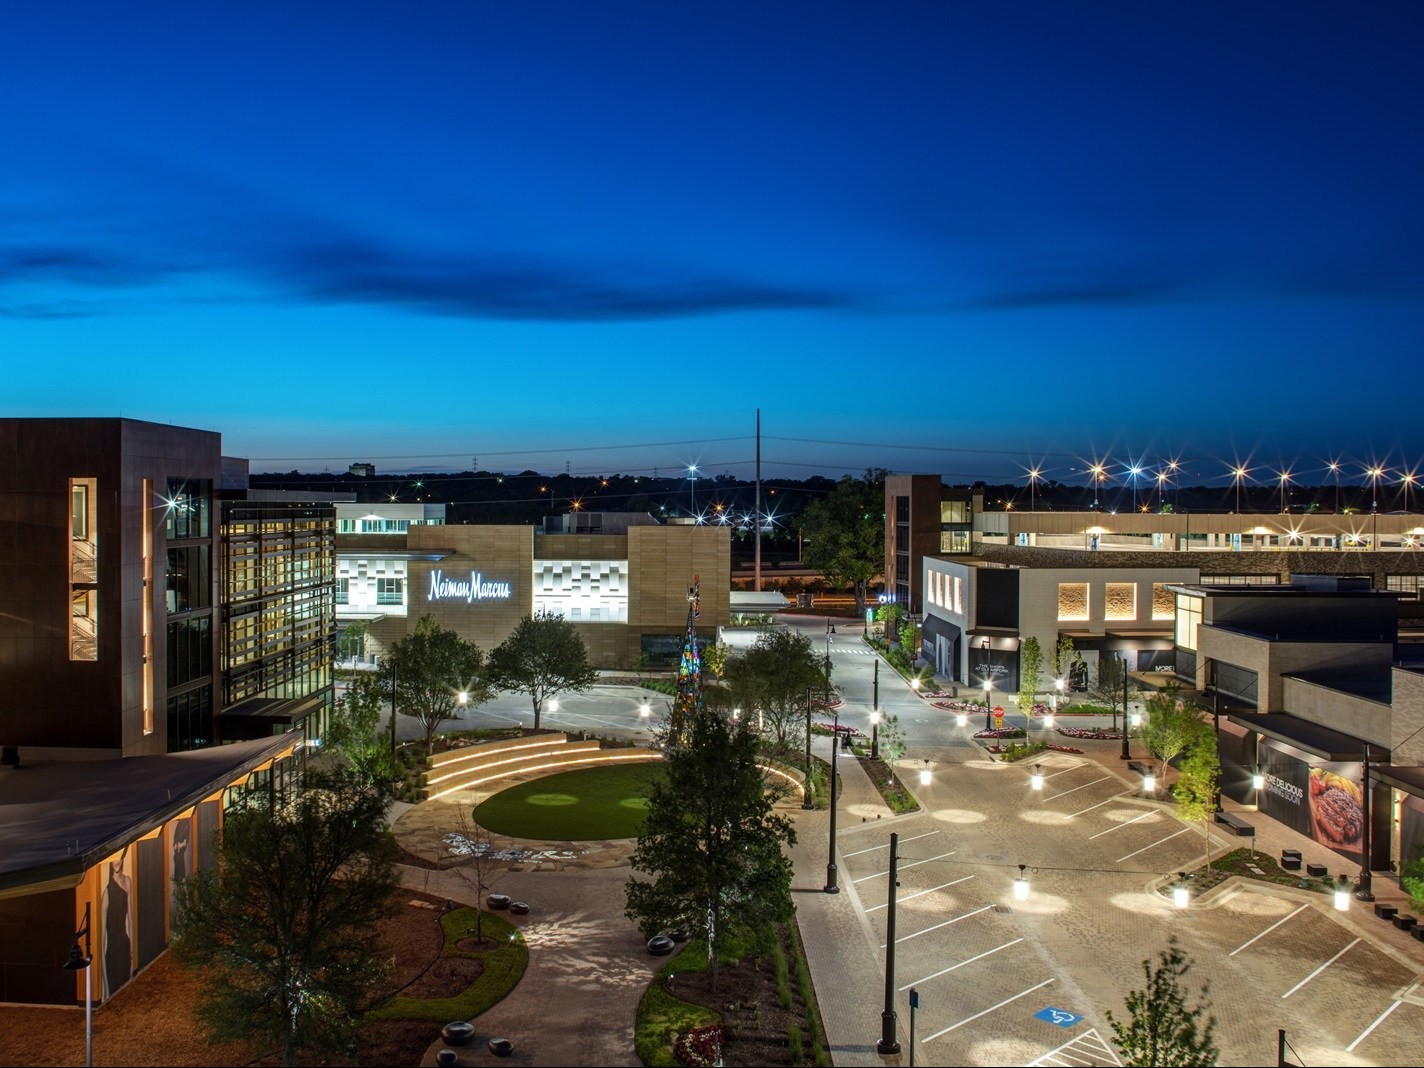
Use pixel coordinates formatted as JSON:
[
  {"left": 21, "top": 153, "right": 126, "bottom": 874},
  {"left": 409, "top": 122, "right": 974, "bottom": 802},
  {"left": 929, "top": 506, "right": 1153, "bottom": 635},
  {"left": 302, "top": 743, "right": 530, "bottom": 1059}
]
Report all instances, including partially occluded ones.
[
  {"left": 627, "top": 525, "right": 730, "bottom": 629},
  {"left": 1390, "top": 668, "right": 1424, "bottom": 764},
  {"left": 403, "top": 525, "right": 534, "bottom": 650},
  {"left": 1281, "top": 677, "right": 1391, "bottom": 748}
]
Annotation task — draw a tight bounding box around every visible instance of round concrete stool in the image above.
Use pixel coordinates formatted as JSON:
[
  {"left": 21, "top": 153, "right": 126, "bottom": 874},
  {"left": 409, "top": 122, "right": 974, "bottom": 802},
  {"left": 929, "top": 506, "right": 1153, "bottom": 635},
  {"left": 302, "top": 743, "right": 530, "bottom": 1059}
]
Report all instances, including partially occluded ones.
[
  {"left": 647, "top": 935, "right": 675, "bottom": 956},
  {"left": 435, "top": 1049, "right": 459, "bottom": 1066},
  {"left": 488, "top": 1037, "right": 514, "bottom": 1057},
  {"left": 441, "top": 1020, "right": 475, "bottom": 1046}
]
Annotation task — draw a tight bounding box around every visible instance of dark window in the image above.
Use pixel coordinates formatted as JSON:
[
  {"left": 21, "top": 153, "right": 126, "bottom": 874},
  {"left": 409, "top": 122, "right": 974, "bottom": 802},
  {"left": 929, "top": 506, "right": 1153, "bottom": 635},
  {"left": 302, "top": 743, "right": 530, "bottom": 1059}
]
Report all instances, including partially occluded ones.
[
  {"left": 1211, "top": 660, "right": 1258, "bottom": 708},
  {"left": 166, "top": 545, "right": 211, "bottom": 613},
  {"left": 376, "top": 577, "right": 404, "bottom": 605},
  {"left": 167, "top": 616, "right": 212, "bottom": 687},
  {"left": 336, "top": 577, "right": 350, "bottom": 605},
  {"left": 895, "top": 496, "right": 909, "bottom": 523},
  {"left": 166, "top": 684, "right": 212, "bottom": 752},
  {"left": 641, "top": 633, "right": 688, "bottom": 667}
]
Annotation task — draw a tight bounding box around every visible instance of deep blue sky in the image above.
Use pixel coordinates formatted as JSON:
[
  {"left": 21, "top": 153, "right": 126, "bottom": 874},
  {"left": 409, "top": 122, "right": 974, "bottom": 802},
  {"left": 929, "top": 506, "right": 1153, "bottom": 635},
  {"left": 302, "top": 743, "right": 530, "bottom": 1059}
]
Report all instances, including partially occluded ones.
[{"left": 3, "top": 2, "right": 1422, "bottom": 485}]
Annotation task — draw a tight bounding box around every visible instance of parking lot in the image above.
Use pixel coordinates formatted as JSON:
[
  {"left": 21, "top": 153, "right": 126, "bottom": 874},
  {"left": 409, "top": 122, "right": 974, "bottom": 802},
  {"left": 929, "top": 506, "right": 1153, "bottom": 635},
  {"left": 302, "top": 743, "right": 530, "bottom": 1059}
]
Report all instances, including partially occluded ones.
[{"left": 836, "top": 751, "right": 1423, "bottom": 1066}]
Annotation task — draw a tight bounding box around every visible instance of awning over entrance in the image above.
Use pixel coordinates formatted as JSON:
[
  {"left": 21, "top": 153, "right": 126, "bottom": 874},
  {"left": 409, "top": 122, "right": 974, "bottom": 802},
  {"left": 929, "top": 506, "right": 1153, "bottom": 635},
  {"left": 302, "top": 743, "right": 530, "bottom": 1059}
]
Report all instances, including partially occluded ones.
[
  {"left": 220, "top": 694, "right": 325, "bottom": 741},
  {"left": 1371, "top": 764, "right": 1424, "bottom": 800},
  {"left": 1227, "top": 712, "right": 1389, "bottom": 763}
]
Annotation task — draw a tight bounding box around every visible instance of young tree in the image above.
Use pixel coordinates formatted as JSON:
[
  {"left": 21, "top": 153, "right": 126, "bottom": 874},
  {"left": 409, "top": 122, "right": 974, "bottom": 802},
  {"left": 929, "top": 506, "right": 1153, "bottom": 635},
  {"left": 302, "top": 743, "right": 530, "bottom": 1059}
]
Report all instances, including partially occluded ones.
[
  {"left": 1174, "top": 729, "right": 1221, "bottom": 869},
  {"left": 702, "top": 640, "right": 730, "bottom": 680},
  {"left": 878, "top": 713, "right": 907, "bottom": 764},
  {"left": 327, "top": 672, "right": 398, "bottom": 787},
  {"left": 336, "top": 620, "right": 370, "bottom": 663},
  {"left": 1140, "top": 685, "right": 1210, "bottom": 783},
  {"left": 385, "top": 614, "right": 493, "bottom": 752},
  {"left": 443, "top": 808, "right": 509, "bottom": 946},
  {"left": 488, "top": 611, "right": 599, "bottom": 729},
  {"left": 1107, "top": 936, "right": 1219, "bottom": 1067},
  {"left": 1089, "top": 654, "right": 1128, "bottom": 729},
  {"left": 1050, "top": 633, "right": 1076, "bottom": 686},
  {"left": 722, "top": 627, "right": 825, "bottom": 751},
  {"left": 1018, "top": 636, "right": 1044, "bottom": 716},
  {"left": 797, "top": 469, "right": 887, "bottom": 613},
  {"left": 625, "top": 706, "right": 795, "bottom": 993},
  {"left": 171, "top": 774, "right": 399, "bottom": 1066}
]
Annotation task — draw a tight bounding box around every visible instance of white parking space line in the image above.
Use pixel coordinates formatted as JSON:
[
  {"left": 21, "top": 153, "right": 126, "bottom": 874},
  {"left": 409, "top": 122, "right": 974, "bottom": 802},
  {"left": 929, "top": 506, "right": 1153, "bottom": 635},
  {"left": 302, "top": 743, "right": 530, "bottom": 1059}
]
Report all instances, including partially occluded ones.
[
  {"left": 1044, "top": 775, "right": 1113, "bottom": 802},
  {"left": 924, "top": 978, "right": 1057, "bottom": 1042},
  {"left": 882, "top": 904, "right": 994, "bottom": 947},
  {"left": 1029, "top": 1027, "right": 1123, "bottom": 1067},
  {"left": 1281, "top": 938, "right": 1360, "bottom": 998},
  {"left": 900, "top": 938, "right": 1023, "bottom": 989},
  {"left": 843, "top": 830, "right": 940, "bottom": 859},
  {"left": 1043, "top": 762, "right": 1089, "bottom": 780},
  {"left": 1347, "top": 999, "right": 1403, "bottom": 1052},
  {"left": 1087, "top": 810, "right": 1157, "bottom": 839},
  {"left": 1067, "top": 795, "right": 1121, "bottom": 819},
  {"left": 866, "top": 875, "right": 973, "bottom": 912},
  {"left": 1115, "top": 826, "right": 1198, "bottom": 863},
  {"left": 1229, "top": 904, "right": 1310, "bottom": 956},
  {"left": 854, "top": 850, "right": 957, "bottom": 883}
]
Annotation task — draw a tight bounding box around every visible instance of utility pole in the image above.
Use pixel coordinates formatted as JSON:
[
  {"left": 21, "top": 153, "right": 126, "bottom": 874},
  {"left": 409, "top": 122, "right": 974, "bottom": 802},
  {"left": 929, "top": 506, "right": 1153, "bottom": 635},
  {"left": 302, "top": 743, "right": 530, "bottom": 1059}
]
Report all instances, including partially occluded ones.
[
  {"left": 803, "top": 686, "right": 814, "bottom": 810},
  {"left": 876, "top": 832, "right": 902, "bottom": 1055},
  {"left": 1119, "top": 656, "right": 1130, "bottom": 761},
  {"left": 754, "top": 408, "right": 762, "bottom": 592}
]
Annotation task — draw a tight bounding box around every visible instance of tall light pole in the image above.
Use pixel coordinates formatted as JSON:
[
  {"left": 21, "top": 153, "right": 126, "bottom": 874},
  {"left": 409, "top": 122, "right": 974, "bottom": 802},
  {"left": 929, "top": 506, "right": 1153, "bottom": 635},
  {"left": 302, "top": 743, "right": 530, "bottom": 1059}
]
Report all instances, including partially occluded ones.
[
  {"left": 389, "top": 658, "right": 398, "bottom": 757},
  {"left": 1278, "top": 469, "right": 1292, "bottom": 514},
  {"left": 63, "top": 902, "right": 93, "bottom": 1067},
  {"left": 1232, "top": 466, "right": 1248, "bottom": 514},
  {"left": 1027, "top": 466, "right": 1041, "bottom": 513},
  {"left": 688, "top": 464, "right": 698, "bottom": 520},
  {"left": 876, "top": 832, "right": 902, "bottom": 1055},
  {"left": 1091, "top": 463, "right": 1106, "bottom": 511},
  {"left": 803, "top": 686, "right": 815, "bottom": 810},
  {"left": 1128, "top": 465, "right": 1142, "bottom": 512},
  {"left": 825, "top": 708, "right": 840, "bottom": 894},
  {"left": 1328, "top": 460, "right": 1341, "bottom": 513},
  {"left": 1403, "top": 471, "right": 1417, "bottom": 515},
  {"left": 1368, "top": 465, "right": 1384, "bottom": 513},
  {"left": 1155, "top": 469, "right": 1168, "bottom": 510},
  {"left": 1168, "top": 458, "right": 1181, "bottom": 511},
  {"left": 1358, "top": 743, "right": 1375, "bottom": 902}
]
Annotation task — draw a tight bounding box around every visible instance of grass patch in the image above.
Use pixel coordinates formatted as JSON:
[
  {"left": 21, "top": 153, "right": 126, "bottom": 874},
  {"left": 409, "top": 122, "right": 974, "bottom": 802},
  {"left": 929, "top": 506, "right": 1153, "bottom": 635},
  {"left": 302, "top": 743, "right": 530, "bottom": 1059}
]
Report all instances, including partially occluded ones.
[
  {"left": 474, "top": 763, "right": 665, "bottom": 840},
  {"left": 788, "top": 922, "right": 831, "bottom": 1067},
  {"left": 1185, "top": 846, "right": 1349, "bottom": 897},
  {"left": 1062, "top": 703, "right": 1119, "bottom": 717},
  {"left": 996, "top": 741, "right": 1048, "bottom": 762},
  {"left": 635, "top": 942, "right": 720, "bottom": 1068},
  {"left": 854, "top": 753, "right": 920, "bottom": 813},
  {"left": 366, "top": 908, "right": 526, "bottom": 1022}
]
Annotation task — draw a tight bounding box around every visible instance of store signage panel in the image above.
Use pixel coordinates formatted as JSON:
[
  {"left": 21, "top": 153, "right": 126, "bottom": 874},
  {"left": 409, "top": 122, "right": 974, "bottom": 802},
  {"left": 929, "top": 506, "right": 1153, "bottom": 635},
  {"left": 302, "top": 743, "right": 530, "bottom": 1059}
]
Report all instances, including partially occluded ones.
[{"left": 427, "top": 569, "right": 513, "bottom": 604}]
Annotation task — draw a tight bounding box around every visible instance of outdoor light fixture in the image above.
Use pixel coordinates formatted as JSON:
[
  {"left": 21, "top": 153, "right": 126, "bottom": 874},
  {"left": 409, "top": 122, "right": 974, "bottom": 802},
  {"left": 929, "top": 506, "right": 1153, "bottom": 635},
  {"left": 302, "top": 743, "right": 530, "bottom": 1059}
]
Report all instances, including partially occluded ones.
[
  {"left": 911, "top": 677, "right": 921, "bottom": 692},
  {"left": 1130, "top": 711, "right": 1142, "bottom": 728},
  {"left": 870, "top": 710, "right": 881, "bottom": 727},
  {"left": 919, "top": 761, "right": 931, "bottom": 787},
  {"left": 1030, "top": 765, "right": 1044, "bottom": 791},
  {"left": 1143, "top": 771, "right": 1157, "bottom": 793},
  {"left": 1013, "top": 864, "right": 1029, "bottom": 901},
  {"left": 457, "top": 690, "right": 468, "bottom": 706},
  {"left": 1252, "top": 770, "right": 1265, "bottom": 790},
  {"left": 1044, "top": 712, "right": 1055, "bottom": 730},
  {"left": 1173, "top": 874, "right": 1190, "bottom": 909},
  {"left": 639, "top": 703, "right": 651, "bottom": 720},
  {"left": 956, "top": 712, "right": 967, "bottom": 727},
  {"left": 983, "top": 677, "right": 993, "bottom": 731},
  {"left": 63, "top": 902, "right": 93, "bottom": 1067},
  {"left": 732, "top": 707, "right": 740, "bottom": 721},
  {"left": 1334, "top": 877, "right": 1352, "bottom": 912}
]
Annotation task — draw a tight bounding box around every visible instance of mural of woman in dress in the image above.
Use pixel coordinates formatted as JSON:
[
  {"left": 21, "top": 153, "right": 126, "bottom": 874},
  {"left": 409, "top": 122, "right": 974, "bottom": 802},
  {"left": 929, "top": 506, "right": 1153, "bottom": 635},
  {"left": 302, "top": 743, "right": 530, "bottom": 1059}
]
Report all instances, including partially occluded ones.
[
  {"left": 169, "top": 816, "right": 192, "bottom": 916},
  {"left": 101, "top": 845, "right": 133, "bottom": 999}
]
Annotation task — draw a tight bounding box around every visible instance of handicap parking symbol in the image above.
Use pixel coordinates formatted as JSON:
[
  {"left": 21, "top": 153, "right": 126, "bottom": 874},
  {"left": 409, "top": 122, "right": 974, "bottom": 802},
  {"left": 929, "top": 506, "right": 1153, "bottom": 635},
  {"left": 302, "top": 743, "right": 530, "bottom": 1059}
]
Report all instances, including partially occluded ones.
[{"left": 1033, "top": 1006, "right": 1082, "bottom": 1028}]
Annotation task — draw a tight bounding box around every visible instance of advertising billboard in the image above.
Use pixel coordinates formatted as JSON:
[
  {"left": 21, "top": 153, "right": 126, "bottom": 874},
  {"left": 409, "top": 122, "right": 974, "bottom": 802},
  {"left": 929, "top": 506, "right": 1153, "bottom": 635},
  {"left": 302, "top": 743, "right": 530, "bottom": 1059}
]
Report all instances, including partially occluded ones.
[{"left": 1257, "top": 740, "right": 1364, "bottom": 865}]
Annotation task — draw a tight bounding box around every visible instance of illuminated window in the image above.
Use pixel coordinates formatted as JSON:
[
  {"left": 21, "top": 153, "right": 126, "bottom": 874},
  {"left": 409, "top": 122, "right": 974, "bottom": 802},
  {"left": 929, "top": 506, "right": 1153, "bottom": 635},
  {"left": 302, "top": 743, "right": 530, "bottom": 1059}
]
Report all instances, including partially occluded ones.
[
  {"left": 70, "top": 589, "right": 98, "bottom": 660},
  {"left": 1057, "top": 583, "right": 1089, "bottom": 621},
  {"left": 1151, "top": 583, "right": 1175, "bottom": 620},
  {"left": 1105, "top": 583, "right": 1136, "bottom": 621},
  {"left": 953, "top": 576, "right": 963, "bottom": 614},
  {"left": 1175, "top": 594, "right": 1201, "bottom": 651}
]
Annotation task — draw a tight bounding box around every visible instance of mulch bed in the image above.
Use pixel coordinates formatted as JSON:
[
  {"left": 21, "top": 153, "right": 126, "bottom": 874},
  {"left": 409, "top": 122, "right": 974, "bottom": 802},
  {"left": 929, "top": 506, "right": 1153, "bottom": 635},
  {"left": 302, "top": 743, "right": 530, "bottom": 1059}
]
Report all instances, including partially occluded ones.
[
  {"left": 0, "top": 890, "right": 464, "bottom": 1067},
  {"left": 664, "top": 928, "right": 818, "bottom": 1067}
]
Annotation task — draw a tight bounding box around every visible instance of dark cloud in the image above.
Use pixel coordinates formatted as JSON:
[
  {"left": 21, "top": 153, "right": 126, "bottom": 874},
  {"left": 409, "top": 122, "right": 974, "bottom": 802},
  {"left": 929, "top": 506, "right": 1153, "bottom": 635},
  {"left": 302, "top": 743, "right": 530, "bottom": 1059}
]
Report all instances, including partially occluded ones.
[
  {"left": 269, "top": 239, "right": 853, "bottom": 321},
  {"left": 964, "top": 282, "right": 1174, "bottom": 311},
  {"left": 0, "top": 226, "right": 854, "bottom": 322}
]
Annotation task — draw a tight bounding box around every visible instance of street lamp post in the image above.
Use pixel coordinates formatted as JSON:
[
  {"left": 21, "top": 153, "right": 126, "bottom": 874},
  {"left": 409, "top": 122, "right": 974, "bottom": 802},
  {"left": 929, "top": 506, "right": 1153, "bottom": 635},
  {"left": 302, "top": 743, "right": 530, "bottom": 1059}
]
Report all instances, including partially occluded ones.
[
  {"left": 63, "top": 902, "right": 93, "bottom": 1067},
  {"left": 1279, "top": 469, "right": 1291, "bottom": 514},
  {"left": 983, "top": 678, "right": 993, "bottom": 731},
  {"left": 389, "top": 658, "right": 398, "bottom": 757},
  {"left": 1329, "top": 461, "right": 1341, "bottom": 513},
  {"left": 825, "top": 710, "right": 840, "bottom": 893},
  {"left": 1119, "top": 657, "right": 1131, "bottom": 761},
  {"left": 1232, "top": 466, "right": 1247, "bottom": 514},
  {"left": 803, "top": 687, "right": 815, "bottom": 810},
  {"left": 876, "top": 832, "right": 902, "bottom": 1055},
  {"left": 1212, "top": 690, "right": 1223, "bottom": 812},
  {"left": 1358, "top": 742, "right": 1375, "bottom": 902}
]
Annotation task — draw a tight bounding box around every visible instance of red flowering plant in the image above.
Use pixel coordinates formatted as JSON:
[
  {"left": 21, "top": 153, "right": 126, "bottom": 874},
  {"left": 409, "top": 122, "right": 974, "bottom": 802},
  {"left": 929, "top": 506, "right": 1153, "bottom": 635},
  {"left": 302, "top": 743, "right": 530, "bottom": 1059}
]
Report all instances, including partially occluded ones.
[{"left": 674, "top": 1024, "right": 722, "bottom": 1068}]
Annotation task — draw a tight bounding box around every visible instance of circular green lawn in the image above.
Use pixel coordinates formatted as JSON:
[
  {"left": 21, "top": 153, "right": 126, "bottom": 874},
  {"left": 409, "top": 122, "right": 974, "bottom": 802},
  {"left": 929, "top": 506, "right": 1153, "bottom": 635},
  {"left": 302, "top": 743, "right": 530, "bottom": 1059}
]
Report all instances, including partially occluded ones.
[{"left": 473, "top": 762, "right": 666, "bottom": 841}]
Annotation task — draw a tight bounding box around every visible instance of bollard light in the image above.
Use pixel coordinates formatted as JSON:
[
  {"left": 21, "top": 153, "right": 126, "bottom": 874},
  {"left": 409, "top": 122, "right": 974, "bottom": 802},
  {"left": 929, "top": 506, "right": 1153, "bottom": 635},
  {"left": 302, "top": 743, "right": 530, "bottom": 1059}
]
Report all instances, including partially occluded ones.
[
  {"left": 1334, "top": 877, "right": 1351, "bottom": 912},
  {"left": 732, "top": 707, "right": 740, "bottom": 721},
  {"left": 1173, "top": 874, "right": 1190, "bottom": 909},
  {"left": 1013, "top": 864, "right": 1030, "bottom": 901},
  {"left": 457, "top": 690, "right": 468, "bottom": 706},
  {"left": 1130, "top": 711, "right": 1142, "bottom": 728},
  {"left": 919, "top": 761, "right": 931, "bottom": 786},
  {"left": 1044, "top": 712, "right": 1055, "bottom": 730},
  {"left": 548, "top": 699, "right": 559, "bottom": 713},
  {"left": 956, "top": 712, "right": 967, "bottom": 727},
  {"left": 911, "top": 677, "right": 921, "bottom": 692},
  {"left": 1030, "top": 764, "right": 1044, "bottom": 791},
  {"left": 1143, "top": 771, "right": 1157, "bottom": 793},
  {"left": 639, "top": 703, "right": 651, "bottom": 720}
]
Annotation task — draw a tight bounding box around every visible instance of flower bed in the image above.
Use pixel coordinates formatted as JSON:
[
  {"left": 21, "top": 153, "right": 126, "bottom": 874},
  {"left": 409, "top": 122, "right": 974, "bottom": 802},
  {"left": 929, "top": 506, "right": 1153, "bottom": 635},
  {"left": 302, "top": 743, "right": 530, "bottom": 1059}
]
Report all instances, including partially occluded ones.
[
  {"left": 674, "top": 1024, "right": 723, "bottom": 1068},
  {"left": 812, "top": 721, "right": 861, "bottom": 737},
  {"left": 973, "top": 726, "right": 1026, "bottom": 740},
  {"left": 1055, "top": 725, "right": 1123, "bottom": 741},
  {"left": 932, "top": 699, "right": 984, "bottom": 713}
]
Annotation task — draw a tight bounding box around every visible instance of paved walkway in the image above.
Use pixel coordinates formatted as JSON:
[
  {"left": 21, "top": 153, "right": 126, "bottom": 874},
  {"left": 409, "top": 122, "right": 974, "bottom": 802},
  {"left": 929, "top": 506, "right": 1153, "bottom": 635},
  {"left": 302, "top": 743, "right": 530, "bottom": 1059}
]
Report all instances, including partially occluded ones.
[{"left": 791, "top": 735, "right": 912, "bottom": 1066}]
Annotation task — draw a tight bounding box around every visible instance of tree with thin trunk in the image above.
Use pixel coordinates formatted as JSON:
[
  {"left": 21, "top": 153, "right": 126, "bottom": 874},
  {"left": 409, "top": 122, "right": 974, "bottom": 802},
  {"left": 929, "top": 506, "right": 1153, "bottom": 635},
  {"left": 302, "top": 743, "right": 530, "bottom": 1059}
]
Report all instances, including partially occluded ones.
[
  {"left": 625, "top": 705, "right": 795, "bottom": 993},
  {"left": 1018, "top": 636, "right": 1044, "bottom": 716},
  {"left": 1140, "top": 684, "right": 1210, "bottom": 783},
  {"left": 1107, "top": 936, "right": 1219, "bottom": 1067},
  {"left": 327, "top": 672, "right": 399, "bottom": 787},
  {"left": 1050, "top": 633, "right": 1076, "bottom": 686},
  {"left": 722, "top": 627, "right": 824, "bottom": 752},
  {"left": 171, "top": 773, "right": 399, "bottom": 1066},
  {"left": 385, "top": 615, "right": 492, "bottom": 752},
  {"left": 1088, "top": 654, "right": 1128, "bottom": 729},
  {"left": 1174, "top": 729, "right": 1220, "bottom": 870},
  {"left": 443, "top": 807, "right": 509, "bottom": 946},
  {"left": 488, "top": 611, "right": 598, "bottom": 729}
]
